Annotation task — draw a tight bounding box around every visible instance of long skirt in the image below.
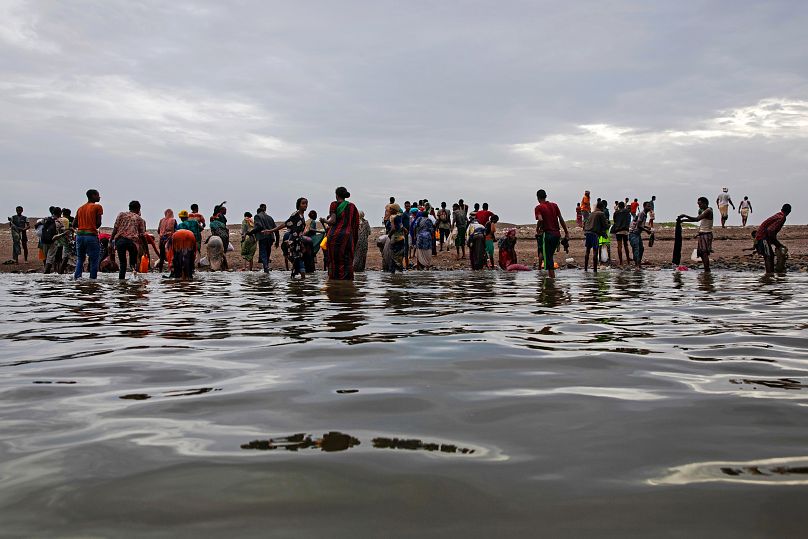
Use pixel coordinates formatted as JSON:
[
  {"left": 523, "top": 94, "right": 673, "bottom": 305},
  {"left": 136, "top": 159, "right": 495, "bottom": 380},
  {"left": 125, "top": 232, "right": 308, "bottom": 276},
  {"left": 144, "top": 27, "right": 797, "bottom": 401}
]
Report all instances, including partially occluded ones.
[
  {"left": 354, "top": 241, "right": 369, "bottom": 272},
  {"left": 241, "top": 235, "right": 256, "bottom": 261},
  {"left": 171, "top": 230, "right": 196, "bottom": 279},
  {"left": 469, "top": 235, "right": 486, "bottom": 270},
  {"left": 327, "top": 230, "right": 355, "bottom": 280},
  {"left": 416, "top": 248, "right": 432, "bottom": 268}
]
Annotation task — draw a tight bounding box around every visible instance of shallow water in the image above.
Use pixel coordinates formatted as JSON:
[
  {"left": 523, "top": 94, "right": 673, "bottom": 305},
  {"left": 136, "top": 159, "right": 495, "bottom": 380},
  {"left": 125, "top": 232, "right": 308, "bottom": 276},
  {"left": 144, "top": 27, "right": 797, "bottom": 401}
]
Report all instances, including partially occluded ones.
[{"left": 2, "top": 270, "right": 808, "bottom": 536}]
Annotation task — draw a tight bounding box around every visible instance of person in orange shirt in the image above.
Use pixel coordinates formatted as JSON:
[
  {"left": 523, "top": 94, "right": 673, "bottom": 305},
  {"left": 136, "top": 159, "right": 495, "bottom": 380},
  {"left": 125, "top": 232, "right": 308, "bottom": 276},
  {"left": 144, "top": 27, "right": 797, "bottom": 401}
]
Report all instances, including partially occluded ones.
[
  {"left": 580, "top": 190, "right": 591, "bottom": 223},
  {"left": 73, "top": 189, "right": 103, "bottom": 279}
]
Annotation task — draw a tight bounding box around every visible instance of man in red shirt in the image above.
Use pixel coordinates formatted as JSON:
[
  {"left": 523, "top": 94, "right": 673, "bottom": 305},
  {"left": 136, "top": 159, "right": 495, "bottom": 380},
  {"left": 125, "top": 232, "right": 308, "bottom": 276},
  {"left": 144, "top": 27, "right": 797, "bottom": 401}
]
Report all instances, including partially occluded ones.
[
  {"left": 476, "top": 202, "right": 493, "bottom": 226},
  {"left": 755, "top": 204, "right": 791, "bottom": 274},
  {"left": 73, "top": 189, "right": 103, "bottom": 279},
  {"left": 630, "top": 198, "right": 639, "bottom": 217},
  {"left": 535, "top": 189, "right": 569, "bottom": 279}
]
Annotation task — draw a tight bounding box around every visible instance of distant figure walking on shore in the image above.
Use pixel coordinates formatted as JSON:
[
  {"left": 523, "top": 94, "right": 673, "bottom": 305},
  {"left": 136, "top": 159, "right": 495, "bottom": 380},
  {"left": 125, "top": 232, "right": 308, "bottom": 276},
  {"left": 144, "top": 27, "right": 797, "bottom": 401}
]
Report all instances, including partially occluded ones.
[
  {"left": 580, "top": 191, "right": 591, "bottom": 224},
  {"left": 716, "top": 187, "right": 735, "bottom": 228},
  {"left": 755, "top": 204, "right": 791, "bottom": 274},
  {"left": 678, "top": 197, "right": 714, "bottom": 273},
  {"left": 739, "top": 196, "right": 753, "bottom": 227}
]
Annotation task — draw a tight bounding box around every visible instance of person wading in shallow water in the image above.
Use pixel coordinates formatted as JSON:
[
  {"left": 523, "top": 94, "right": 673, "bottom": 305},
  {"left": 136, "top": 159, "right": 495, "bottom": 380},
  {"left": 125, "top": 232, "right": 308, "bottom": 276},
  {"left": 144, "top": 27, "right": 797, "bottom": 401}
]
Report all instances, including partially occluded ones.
[
  {"left": 678, "top": 196, "right": 714, "bottom": 273},
  {"left": 755, "top": 204, "right": 791, "bottom": 275},
  {"left": 323, "top": 186, "right": 360, "bottom": 280},
  {"left": 628, "top": 201, "right": 653, "bottom": 269},
  {"left": 535, "top": 189, "right": 569, "bottom": 279}
]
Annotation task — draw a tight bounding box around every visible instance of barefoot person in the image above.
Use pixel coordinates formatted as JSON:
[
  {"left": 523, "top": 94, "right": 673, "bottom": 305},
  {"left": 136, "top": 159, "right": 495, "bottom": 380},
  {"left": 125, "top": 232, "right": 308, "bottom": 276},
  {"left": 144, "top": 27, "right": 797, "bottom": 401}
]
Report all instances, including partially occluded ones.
[
  {"left": 74, "top": 189, "right": 103, "bottom": 279},
  {"left": 8, "top": 206, "right": 30, "bottom": 264},
  {"left": 755, "top": 204, "right": 791, "bottom": 274},
  {"left": 739, "top": 196, "right": 753, "bottom": 227},
  {"left": 678, "top": 197, "right": 714, "bottom": 273},
  {"left": 716, "top": 187, "right": 735, "bottom": 228},
  {"left": 535, "top": 189, "right": 569, "bottom": 279}
]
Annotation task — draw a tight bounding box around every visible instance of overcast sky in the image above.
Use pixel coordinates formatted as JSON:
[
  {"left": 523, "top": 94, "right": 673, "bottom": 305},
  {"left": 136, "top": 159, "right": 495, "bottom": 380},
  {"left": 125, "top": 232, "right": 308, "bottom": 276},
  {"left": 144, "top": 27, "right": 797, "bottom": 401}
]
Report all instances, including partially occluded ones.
[{"left": 2, "top": 0, "right": 806, "bottom": 226}]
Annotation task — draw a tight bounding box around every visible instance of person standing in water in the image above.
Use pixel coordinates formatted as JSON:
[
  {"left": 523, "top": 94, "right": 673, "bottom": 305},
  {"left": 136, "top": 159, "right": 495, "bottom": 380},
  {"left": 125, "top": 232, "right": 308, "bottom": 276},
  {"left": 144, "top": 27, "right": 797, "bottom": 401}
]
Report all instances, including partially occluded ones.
[
  {"left": 738, "top": 196, "right": 753, "bottom": 227},
  {"left": 188, "top": 203, "right": 206, "bottom": 253},
  {"left": 611, "top": 201, "right": 632, "bottom": 265},
  {"left": 157, "top": 209, "right": 177, "bottom": 273},
  {"left": 716, "top": 187, "right": 735, "bottom": 228},
  {"left": 452, "top": 203, "right": 468, "bottom": 260},
  {"left": 323, "top": 187, "right": 360, "bottom": 280},
  {"left": 755, "top": 204, "right": 791, "bottom": 275},
  {"left": 535, "top": 189, "right": 569, "bottom": 279},
  {"left": 110, "top": 200, "right": 147, "bottom": 280},
  {"left": 678, "top": 197, "right": 714, "bottom": 273},
  {"left": 250, "top": 204, "right": 278, "bottom": 273},
  {"left": 267, "top": 197, "right": 310, "bottom": 279},
  {"left": 583, "top": 200, "right": 609, "bottom": 273},
  {"left": 74, "top": 189, "right": 103, "bottom": 279},
  {"left": 628, "top": 201, "right": 653, "bottom": 269}
]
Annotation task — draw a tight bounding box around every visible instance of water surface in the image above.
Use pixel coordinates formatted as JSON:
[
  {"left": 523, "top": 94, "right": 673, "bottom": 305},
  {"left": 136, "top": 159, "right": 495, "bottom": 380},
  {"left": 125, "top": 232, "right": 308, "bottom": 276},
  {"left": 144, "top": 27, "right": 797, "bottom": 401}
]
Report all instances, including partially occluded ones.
[{"left": 2, "top": 270, "right": 808, "bottom": 536}]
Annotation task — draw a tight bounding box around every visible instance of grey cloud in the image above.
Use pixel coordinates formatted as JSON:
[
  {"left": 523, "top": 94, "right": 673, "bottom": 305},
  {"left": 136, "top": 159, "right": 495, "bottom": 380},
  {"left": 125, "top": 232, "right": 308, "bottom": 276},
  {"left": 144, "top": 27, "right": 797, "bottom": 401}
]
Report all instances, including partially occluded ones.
[{"left": 1, "top": 0, "right": 806, "bottom": 226}]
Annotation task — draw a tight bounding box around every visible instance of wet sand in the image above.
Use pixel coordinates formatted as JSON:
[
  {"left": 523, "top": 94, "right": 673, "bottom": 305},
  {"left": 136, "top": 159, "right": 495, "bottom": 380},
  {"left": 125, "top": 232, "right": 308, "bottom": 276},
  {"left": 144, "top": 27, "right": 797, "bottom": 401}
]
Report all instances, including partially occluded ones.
[{"left": 2, "top": 222, "right": 807, "bottom": 273}]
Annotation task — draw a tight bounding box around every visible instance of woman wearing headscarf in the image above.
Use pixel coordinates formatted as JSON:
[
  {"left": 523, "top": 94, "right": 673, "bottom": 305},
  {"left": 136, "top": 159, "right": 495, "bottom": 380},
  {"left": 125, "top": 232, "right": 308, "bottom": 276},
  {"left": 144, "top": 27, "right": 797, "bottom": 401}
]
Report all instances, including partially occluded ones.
[
  {"left": 157, "top": 209, "right": 177, "bottom": 272},
  {"left": 415, "top": 210, "right": 435, "bottom": 269},
  {"left": 353, "top": 210, "right": 372, "bottom": 272},
  {"left": 208, "top": 203, "right": 229, "bottom": 271},
  {"left": 385, "top": 214, "right": 407, "bottom": 273},
  {"left": 241, "top": 211, "right": 256, "bottom": 271},
  {"left": 323, "top": 186, "right": 360, "bottom": 280}
]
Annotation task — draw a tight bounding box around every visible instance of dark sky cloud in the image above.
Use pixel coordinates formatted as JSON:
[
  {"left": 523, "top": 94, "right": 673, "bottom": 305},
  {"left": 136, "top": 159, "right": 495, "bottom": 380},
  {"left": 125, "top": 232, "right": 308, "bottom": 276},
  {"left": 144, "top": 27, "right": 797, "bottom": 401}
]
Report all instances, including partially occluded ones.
[{"left": 1, "top": 0, "right": 806, "bottom": 226}]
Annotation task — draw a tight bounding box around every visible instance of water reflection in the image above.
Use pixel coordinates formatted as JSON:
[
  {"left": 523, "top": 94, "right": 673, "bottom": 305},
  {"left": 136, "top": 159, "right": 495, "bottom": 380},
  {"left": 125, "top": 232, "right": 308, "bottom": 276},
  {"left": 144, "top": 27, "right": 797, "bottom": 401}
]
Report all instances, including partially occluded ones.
[{"left": 240, "top": 432, "right": 477, "bottom": 455}]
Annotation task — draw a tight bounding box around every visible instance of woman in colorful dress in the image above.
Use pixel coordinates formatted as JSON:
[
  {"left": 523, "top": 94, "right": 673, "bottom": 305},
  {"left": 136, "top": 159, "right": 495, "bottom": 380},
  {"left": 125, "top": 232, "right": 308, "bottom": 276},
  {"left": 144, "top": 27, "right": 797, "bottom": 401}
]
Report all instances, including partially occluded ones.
[
  {"left": 268, "top": 197, "right": 309, "bottom": 279},
  {"left": 323, "top": 187, "right": 360, "bottom": 280},
  {"left": 415, "top": 211, "right": 435, "bottom": 270},
  {"left": 353, "top": 211, "right": 372, "bottom": 272},
  {"left": 241, "top": 211, "right": 256, "bottom": 271}
]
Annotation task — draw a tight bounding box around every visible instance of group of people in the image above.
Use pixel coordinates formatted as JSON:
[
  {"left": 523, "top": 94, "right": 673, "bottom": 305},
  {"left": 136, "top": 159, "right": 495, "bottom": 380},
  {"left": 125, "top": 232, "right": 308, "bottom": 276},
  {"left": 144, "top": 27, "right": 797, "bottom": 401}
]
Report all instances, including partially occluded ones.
[
  {"left": 7, "top": 186, "right": 791, "bottom": 280},
  {"left": 10, "top": 187, "right": 369, "bottom": 281},
  {"left": 376, "top": 198, "right": 512, "bottom": 273},
  {"left": 564, "top": 187, "right": 786, "bottom": 275}
]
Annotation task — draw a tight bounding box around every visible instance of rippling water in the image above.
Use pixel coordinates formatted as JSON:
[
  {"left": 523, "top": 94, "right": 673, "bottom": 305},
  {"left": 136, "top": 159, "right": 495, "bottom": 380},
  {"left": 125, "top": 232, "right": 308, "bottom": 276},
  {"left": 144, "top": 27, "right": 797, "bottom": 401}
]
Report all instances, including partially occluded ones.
[{"left": 2, "top": 270, "right": 808, "bottom": 536}]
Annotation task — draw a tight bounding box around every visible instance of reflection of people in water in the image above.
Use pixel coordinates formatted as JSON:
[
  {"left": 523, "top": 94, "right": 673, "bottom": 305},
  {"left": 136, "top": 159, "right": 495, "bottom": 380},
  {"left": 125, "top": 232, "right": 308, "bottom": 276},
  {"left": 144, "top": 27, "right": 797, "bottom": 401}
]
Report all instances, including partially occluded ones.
[
  {"left": 241, "top": 432, "right": 360, "bottom": 452},
  {"left": 241, "top": 432, "right": 475, "bottom": 454}
]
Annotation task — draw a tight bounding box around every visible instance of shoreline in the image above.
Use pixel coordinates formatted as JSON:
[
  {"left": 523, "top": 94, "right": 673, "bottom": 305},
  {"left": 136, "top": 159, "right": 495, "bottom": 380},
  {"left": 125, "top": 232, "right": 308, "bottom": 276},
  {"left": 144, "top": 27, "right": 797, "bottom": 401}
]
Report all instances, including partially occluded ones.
[{"left": 3, "top": 223, "right": 807, "bottom": 275}]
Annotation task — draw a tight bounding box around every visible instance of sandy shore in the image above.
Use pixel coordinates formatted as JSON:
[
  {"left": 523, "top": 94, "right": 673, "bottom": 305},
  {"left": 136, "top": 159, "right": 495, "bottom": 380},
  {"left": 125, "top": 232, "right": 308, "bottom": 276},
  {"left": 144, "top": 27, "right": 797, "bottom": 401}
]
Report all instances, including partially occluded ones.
[{"left": 2, "top": 222, "right": 807, "bottom": 274}]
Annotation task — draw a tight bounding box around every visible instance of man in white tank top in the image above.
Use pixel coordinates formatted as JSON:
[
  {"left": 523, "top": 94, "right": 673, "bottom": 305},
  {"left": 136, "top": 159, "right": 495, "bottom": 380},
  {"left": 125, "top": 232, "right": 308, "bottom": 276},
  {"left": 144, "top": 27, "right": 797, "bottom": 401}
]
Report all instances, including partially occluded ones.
[
  {"left": 715, "top": 187, "right": 734, "bottom": 228},
  {"left": 738, "top": 196, "right": 753, "bottom": 227},
  {"left": 678, "top": 197, "right": 714, "bottom": 272}
]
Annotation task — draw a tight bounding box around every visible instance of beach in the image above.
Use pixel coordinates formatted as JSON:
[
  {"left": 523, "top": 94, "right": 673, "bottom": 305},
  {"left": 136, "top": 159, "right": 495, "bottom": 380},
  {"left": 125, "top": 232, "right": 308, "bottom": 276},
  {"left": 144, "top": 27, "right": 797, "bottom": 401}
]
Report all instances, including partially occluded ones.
[{"left": 3, "top": 222, "right": 807, "bottom": 274}]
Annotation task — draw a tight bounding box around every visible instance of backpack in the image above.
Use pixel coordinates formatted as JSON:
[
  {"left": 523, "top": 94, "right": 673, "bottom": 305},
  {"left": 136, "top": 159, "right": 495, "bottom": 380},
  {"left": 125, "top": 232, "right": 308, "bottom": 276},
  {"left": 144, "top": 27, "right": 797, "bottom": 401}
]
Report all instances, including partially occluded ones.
[{"left": 41, "top": 217, "right": 57, "bottom": 244}]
